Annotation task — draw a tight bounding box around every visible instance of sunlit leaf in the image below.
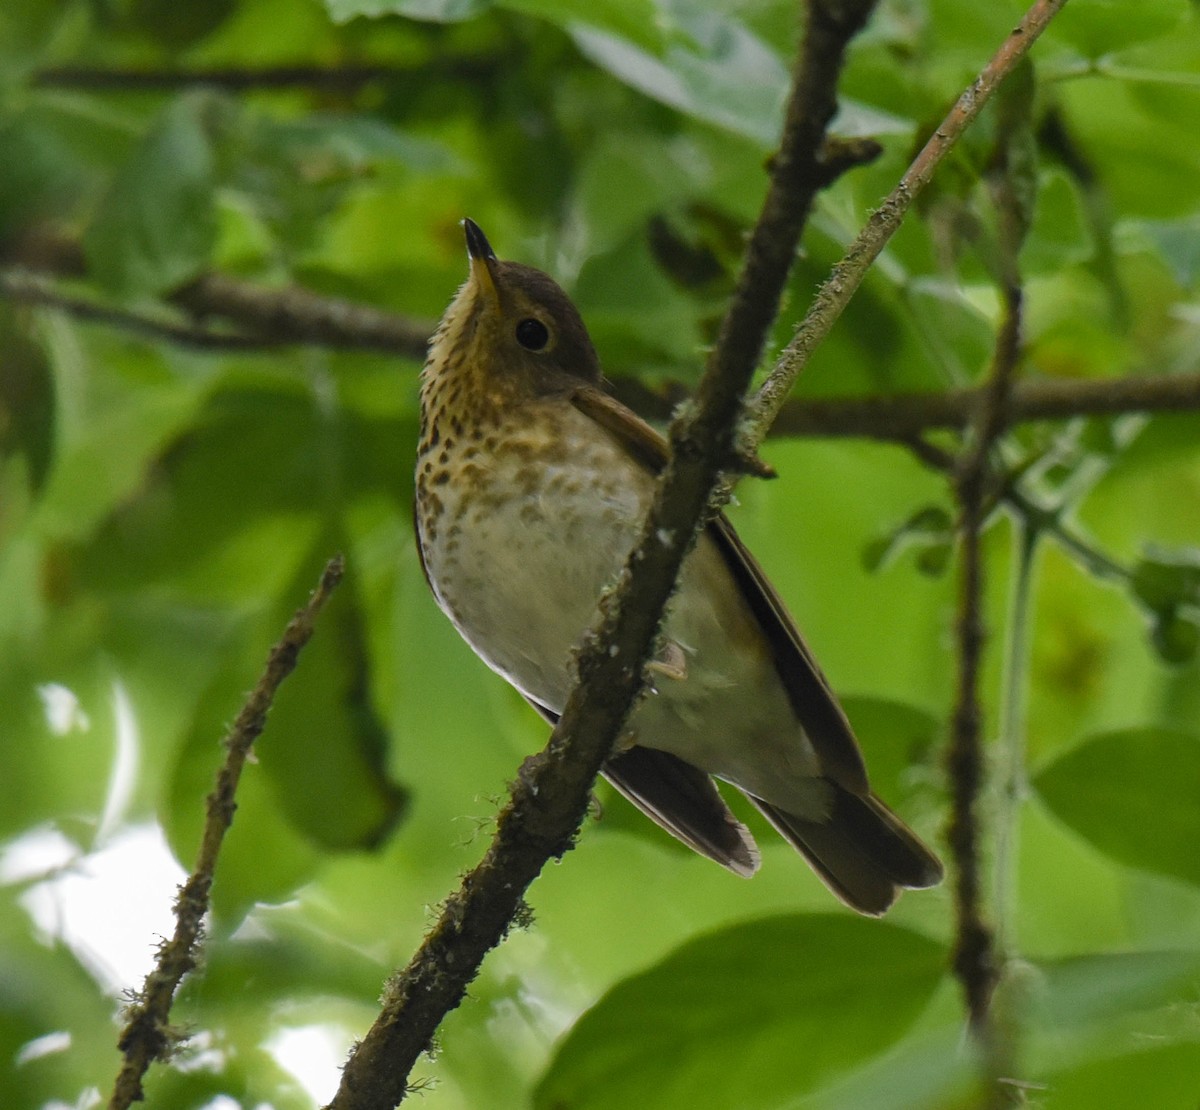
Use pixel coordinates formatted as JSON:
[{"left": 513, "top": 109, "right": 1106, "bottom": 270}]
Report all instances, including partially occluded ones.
[{"left": 568, "top": 5, "right": 788, "bottom": 144}]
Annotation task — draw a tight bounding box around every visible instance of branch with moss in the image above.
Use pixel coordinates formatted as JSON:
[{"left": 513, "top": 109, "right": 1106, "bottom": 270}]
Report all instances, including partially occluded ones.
[
  {"left": 108, "top": 557, "right": 344, "bottom": 1110},
  {"left": 745, "top": 0, "right": 1071, "bottom": 446},
  {"left": 327, "top": 2, "right": 883, "bottom": 1106},
  {"left": 941, "top": 284, "right": 1025, "bottom": 1109}
]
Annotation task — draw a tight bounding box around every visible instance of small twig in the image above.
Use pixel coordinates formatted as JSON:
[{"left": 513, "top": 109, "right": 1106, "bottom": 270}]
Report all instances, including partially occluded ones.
[
  {"left": 994, "top": 519, "right": 1039, "bottom": 957},
  {"left": 326, "top": 3, "right": 880, "bottom": 1105},
  {"left": 902, "top": 431, "right": 1137, "bottom": 592},
  {"left": 108, "top": 556, "right": 345, "bottom": 1110},
  {"left": 747, "top": 0, "right": 1071, "bottom": 445}
]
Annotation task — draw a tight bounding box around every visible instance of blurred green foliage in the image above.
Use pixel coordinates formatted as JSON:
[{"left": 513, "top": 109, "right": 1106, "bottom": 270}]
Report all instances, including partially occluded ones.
[{"left": 1, "top": 0, "right": 1199, "bottom": 1106}]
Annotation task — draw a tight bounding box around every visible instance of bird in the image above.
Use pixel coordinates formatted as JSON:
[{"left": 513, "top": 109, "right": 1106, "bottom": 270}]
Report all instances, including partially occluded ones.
[{"left": 413, "top": 218, "right": 943, "bottom": 915}]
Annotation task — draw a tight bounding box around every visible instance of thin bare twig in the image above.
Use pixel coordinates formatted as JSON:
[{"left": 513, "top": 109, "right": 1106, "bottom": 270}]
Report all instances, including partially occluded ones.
[
  {"left": 747, "top": 0, "right": 1071, "bottom": 445},
  {"left": 109, "top": 557, "right": 345, "bottom": 1110},
  {"left": 944, "top": 49, "right": 1042, "bottom": 1096},
  {"left": 326, "top": 3, "right": 881, "bottom": 1106}
]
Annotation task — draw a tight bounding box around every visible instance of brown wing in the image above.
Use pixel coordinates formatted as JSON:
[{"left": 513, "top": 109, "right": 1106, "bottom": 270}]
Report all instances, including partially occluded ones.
[
  {"left": 707, "top": 515, "right": 868, "bottom": 795},
  {"left": 521, "top": 694, "right": 760, "bottom": 878},
  {"left": 749, "top": 788, "right": 945, "bottom": 915},
  {"left": 570, "top": 385, "right": 672, "bottom": 471},
  {"left": 571, "top": 384, "right": 869, "bottom": 795}
]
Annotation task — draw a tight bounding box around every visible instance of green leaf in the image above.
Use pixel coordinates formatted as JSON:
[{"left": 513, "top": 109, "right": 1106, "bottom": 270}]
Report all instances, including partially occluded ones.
[
  {"left": 1131, "top": 545, "right": 1200, "bottom": 613},
  {"left": 840, "top": 696, "right": 943, "bottom": 812},
  {"left": 83, "top": 94, "right": 217, "bottom": 298},
  {"left": 1038, "top": 948, "right": 1200, "bottom": 1032},
  {"left": 1040, "top": 1042, "right": 1200, "bottom": 1110},
  {"left": 1131, "top": 214, "right": 1200, "bottom": 288},
  {"left": 0, "top": 309, "right": 55, "bottom": 491},
  {"left": 1151, "top": 612, "right": 1199, "bottom": 665},
  {"left": 1033, "top": 727, "right": 1200, "bottom": 887},
  {"left": 501, "top": 0, "right": 661, "bottom": 52},
  {"left": 256, "top": 554, "right": 410, "bottom": 852},
  {"left": 535, "top": 914, "right": 945, "bottom": 1110},
  {"left": 1049, "top": 0, "right": 1189, "bottom": 59},
  {"left": 260, "top": 114, "right": 457, "bottom": 174},
  {"left": 863, "top": 505, "right": 954, "bottom": 574},
  {"left": 1026, "top": 949, "right": 1200, "bottom": 1105}
]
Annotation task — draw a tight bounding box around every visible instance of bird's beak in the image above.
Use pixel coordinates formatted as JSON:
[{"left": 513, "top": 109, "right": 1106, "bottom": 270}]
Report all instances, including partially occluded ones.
[{"left": 463, "top": 217, "right": 500, "bottom": 307}]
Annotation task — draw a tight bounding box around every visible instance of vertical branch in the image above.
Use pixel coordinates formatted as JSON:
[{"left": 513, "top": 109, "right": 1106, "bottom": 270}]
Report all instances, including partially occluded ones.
[
  {"left": 945, "top": 284, "right": 1022, "bottom": 1064},
  {"left": 947, "top": 44, "right": 1037, "bottom": 1093}
]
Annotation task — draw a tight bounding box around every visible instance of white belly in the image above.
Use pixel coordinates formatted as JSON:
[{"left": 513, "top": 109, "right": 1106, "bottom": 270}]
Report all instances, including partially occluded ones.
[{"left": 416, "top": 405, "right": 822, "bottom": 812}]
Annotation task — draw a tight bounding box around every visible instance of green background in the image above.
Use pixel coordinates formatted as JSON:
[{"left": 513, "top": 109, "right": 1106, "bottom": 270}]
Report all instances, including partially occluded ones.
[{"left": 2, "top": 0, "right": 1200, "bottom": 1106}]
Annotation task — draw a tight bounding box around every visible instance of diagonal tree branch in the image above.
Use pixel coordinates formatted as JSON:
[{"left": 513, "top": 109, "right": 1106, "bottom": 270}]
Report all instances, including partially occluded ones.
[
  {"left": 0, "top": 270, "right": 274, "bottom": 351},
  {"left": 326, "top": 2, "right": 882, "bottom": 1106},
  {"left": 108, "top": 557, "right": 344, "bottom": 1110},
  {"left": 747, "top": 0, "right": 1072, "bottom": 447}
]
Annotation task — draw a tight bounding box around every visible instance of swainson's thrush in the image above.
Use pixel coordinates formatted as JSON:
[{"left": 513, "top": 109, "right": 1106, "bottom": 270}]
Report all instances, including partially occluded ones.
[{"left": 414, "top": 219, "right": 942, "bottom": 915}]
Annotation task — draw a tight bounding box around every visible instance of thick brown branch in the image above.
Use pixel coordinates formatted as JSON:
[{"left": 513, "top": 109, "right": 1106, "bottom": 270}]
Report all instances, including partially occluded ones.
[
  {"left": 325, "top": 3, "right": 880, "bottom": 1106},
  {"left": 170, "top": 272, "right": 433, "bottom": 358},
  {"left": 108, "top": 558, "right": 344, "bottom": 1110}
]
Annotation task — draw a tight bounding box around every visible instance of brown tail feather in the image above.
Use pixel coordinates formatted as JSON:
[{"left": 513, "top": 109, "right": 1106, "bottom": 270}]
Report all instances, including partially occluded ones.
[
  {"left": 605, "top": 747, "right": 761, "bottom": 878},
  {"left": 750, "top": 786, "right": 943, "bottom": 916}
]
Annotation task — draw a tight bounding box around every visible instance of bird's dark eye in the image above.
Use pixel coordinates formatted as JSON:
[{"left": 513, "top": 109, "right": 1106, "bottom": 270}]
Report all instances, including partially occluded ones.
[{"left": 515, "top": 318, "right": 550, "bottom": 351}]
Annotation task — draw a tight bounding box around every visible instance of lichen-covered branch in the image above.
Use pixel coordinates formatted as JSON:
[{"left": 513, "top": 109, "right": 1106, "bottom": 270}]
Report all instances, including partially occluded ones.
[
  {"left": 747, "top": 0, "right": 1072, "bottom": 446},
  {"left": 108, "top": 557, "right": 344, "bottom": 1110},
  {"left": 326, "top": 3, "right": 882, "bottom": 1106}
]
